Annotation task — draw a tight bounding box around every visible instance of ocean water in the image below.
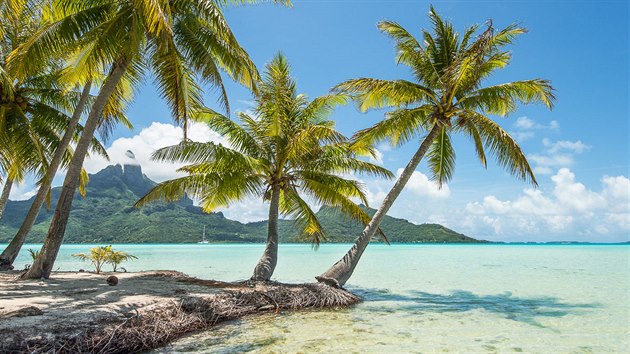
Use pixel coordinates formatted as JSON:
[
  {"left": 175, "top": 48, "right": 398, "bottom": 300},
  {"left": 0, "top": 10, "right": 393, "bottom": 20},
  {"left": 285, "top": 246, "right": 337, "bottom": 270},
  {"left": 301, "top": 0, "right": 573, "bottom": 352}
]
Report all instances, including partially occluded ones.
[{"left": 5, "top": 243, "right": 630, "bottom": 353}]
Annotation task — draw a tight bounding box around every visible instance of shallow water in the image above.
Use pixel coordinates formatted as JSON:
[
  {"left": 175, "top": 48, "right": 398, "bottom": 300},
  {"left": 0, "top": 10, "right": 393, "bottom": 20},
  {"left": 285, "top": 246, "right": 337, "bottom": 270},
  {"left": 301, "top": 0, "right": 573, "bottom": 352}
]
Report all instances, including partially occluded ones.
[{"left": 6, "top": 243, "right": 629, "bottom": 352}]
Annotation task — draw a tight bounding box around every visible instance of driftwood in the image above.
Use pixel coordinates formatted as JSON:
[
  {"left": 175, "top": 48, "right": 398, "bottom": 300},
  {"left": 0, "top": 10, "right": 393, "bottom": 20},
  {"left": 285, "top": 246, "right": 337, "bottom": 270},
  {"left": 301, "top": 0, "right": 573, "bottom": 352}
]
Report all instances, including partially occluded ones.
[{"left": 1, "top": 279, "right": 360, "bottom": 354}]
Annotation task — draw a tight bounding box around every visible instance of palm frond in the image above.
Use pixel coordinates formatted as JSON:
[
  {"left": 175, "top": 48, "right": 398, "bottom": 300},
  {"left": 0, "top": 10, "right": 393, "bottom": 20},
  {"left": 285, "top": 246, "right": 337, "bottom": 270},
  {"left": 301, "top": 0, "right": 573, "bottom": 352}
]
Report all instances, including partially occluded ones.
[
  {"left": 426, "top": 126, "right": 455, "bottom": 187},
  {"left": 333, "top": 78, "right": 436, "bottom": 111},
  {"left": 280, "top": 187, "right": 326, "bottom": 246},
  {"left": 193, "top": 108, "right": 262, "bottom": 156},
  {"left": 352, "top": 105, "right": 434, "bottom": 147},
  {"left": 462, "top": 110, "right": 537, "bottom": 185},
  {"left": 458, "top": 79, "right": 556, "bottom": 116}
]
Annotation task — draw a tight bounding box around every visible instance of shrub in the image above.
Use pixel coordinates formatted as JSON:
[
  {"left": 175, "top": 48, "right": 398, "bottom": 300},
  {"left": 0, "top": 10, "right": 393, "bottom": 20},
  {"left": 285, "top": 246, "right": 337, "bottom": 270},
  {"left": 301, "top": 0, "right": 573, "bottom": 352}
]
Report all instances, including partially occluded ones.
[{"left": 72, "top": 246, "right": 137, "bottom": 273}]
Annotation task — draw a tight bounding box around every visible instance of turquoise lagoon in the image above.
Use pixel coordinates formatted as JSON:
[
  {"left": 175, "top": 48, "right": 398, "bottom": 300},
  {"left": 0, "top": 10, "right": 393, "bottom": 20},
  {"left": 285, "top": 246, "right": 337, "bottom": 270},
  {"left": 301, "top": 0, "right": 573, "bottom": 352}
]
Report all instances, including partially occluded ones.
[{"left": 6, "top": 243, "right": 630, "bottom": 353}]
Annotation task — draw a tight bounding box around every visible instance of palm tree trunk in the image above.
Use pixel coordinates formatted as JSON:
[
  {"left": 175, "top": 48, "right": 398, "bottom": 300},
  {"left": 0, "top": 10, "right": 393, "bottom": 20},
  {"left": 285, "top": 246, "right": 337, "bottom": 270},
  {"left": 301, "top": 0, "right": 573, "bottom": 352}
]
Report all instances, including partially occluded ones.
[
  {"left": 251, "top": 185, "right": 281, "bottom": 281},
  {"left": 0, "top": 178, "right": 13, "bottom": 219},
  {"left": 24, "top": 62, "right": 128, "bottom": 279},
  {"left": 0, "top": 82, "right": 92, "bottom": 271},
  {"left": 316, "top": 124, "right": 441, "bottom": 288}
]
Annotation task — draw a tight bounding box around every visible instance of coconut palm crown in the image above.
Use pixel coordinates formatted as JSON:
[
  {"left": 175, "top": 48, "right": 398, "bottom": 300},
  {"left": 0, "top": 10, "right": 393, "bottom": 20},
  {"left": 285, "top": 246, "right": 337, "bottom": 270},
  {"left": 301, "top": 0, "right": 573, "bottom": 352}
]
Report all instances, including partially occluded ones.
[
  {"left": 317, "top": 7, "right": 556, "bottom": 287},
  {"left": 16, "top": 0, "right": 281, "bottom": 279},
  {"left": 136, "top": 53, "right": 393, "bottom": 281}
]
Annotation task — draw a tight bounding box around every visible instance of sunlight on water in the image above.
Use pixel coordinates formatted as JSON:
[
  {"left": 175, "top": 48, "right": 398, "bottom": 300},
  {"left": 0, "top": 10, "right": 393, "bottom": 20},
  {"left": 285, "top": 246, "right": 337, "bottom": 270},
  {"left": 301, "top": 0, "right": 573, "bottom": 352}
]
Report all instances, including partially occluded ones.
[{"left": 8, "top": 243, "right": 630, "bottom": 352}]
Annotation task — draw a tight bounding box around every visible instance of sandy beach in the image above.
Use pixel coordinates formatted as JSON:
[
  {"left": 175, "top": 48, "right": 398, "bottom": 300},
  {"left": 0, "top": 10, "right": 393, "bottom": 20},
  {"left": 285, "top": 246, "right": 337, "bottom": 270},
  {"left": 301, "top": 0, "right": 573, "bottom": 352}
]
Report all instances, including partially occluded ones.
[{"left": 0, "top": 271, "right": 357, "bottom": 353}]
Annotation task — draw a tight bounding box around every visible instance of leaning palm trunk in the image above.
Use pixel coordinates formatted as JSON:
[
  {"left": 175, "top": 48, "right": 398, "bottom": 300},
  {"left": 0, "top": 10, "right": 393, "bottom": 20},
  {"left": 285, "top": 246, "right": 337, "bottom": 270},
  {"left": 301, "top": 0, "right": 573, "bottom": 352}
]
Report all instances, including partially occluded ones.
[
  {"left": 0, "top": 178, "right": 13, "bottom": 219},
  {"left": 317, "top": 125, "right": 440, "bottom": 288},
  {"left": 0, "top": 82, "right": 92, "bottom": 270},
  {"left": 24, "top": 63, "right": 127, "bottom": 279},
  {"left": 251, "top": 185, "right": 281, "bottom": 281}
]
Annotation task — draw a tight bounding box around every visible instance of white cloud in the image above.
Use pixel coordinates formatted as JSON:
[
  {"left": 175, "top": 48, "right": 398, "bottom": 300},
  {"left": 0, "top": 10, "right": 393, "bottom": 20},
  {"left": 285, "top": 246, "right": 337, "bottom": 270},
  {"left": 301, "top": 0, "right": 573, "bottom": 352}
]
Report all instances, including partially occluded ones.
[
  {"left": 510, "top": 116, "right": 559, "bottom": 142},
  {"left": 543, "top": 138, "right": 590, "bottom": 154},
  {"left": 528, "top": 139, "right": 590, "bottom": 175},
  {"left": 83, "top": 121, "right": 227, "bottom": 182},
  {"left": 8, "top": 182, "right": 37, "bottom": 201},
  {"left": 368, "top": 149, "right": 384, "bottom": 165},
  {"left": 515, "top": 116, "right": 535, "bottom": 129},
  {"left": 376, "top": 142, "right": 392, "bottom": 152},
  {"left": 81, "top": 122, "right": 275, "bottom": 222},
  {"left": 512, "top": 131, "right": 535, "bottom": 142},
  {"left": 220, "top": 197, "right": 269, "bottom": 223},
  {"left": 400, "top": 168, "right": 450, "bottom": 199},
  {"left": 365, "top": 169, "right": 449, "bottom": 207},
  {"left": 459, "top": 168, "right": 629, "bottom": 241}
]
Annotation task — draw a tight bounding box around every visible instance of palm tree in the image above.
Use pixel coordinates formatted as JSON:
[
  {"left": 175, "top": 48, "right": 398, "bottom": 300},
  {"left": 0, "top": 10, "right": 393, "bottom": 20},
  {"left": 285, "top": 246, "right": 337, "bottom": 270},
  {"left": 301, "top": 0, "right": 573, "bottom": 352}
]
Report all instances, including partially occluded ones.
[
  {"left": 107, "top": 249, "right": 137, "bottom": 272},
  {"left": 13, "top": 0, "right": 272, "bottom": 279},
  {"left": 0, "top": 1, "right": 126, "bottom": 270},
  {"left": 0, "top": 179, "right": 12, "bottom": 218},
  {"left": 0, "top": 2, "right": 46, "bottom": 217},
  {"left": 316, "top": 7, "right": 556, "bottom": 288},
  {"left": 136, "top": 53, "right": 393, "bottom": 281},
  {"left": 72, "top": 245, "right": 112, "bottom": 274}
]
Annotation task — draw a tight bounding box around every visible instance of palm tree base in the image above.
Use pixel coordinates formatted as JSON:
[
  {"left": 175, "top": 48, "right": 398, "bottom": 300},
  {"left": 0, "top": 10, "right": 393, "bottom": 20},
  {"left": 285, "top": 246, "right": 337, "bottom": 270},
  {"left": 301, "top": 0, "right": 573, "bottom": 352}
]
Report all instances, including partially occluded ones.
[
  {"left": 0, "top": 261, "right": 13, "bottom": 271},
  {"left": 315, "top": 275, "right": 341, "bottom": 288}
]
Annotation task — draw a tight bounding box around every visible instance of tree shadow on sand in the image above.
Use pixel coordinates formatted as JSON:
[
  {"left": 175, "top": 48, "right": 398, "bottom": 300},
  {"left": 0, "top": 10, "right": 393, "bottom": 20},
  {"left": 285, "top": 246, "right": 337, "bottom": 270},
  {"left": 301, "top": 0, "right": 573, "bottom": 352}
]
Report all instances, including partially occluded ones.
[{"left": 350, "top": 288, "right": 600, "bottom": 327}]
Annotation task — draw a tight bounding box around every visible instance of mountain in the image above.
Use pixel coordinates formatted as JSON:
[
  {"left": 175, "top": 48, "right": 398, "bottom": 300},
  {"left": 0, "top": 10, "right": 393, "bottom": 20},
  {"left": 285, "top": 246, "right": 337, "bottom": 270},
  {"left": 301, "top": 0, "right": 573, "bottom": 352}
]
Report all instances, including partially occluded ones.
[{"left": 0, "top": 162, "right": 483, "bottom": 244}]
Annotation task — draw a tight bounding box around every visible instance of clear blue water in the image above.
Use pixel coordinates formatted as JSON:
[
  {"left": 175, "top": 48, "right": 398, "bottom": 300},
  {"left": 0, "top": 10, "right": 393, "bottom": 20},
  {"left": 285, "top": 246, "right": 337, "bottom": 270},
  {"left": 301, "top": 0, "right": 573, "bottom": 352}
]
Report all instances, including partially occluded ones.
[{"left": 5, "top": 243, "right": 629, "bottom": 352}]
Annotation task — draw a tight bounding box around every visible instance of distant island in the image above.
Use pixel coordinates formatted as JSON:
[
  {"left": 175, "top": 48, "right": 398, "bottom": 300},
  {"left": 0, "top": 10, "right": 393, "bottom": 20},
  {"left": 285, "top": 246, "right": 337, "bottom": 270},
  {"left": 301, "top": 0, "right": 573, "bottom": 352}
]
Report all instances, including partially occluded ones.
[{"left": 0, "top": 163, "right": 483, "bottom": 244}]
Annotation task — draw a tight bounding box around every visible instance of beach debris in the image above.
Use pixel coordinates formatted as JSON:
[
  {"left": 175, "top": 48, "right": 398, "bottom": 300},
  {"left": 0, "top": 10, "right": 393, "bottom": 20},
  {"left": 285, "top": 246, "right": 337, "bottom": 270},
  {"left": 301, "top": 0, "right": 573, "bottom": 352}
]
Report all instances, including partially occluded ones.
[
  {"left": 107, "top": 275, "right": 119, "bottom": 286},
  {"left": 1, "top": 276, "right": 360, "bottom": 353},
  {"left": 4, "top": 306, "right": 43, "bottom": 318}
]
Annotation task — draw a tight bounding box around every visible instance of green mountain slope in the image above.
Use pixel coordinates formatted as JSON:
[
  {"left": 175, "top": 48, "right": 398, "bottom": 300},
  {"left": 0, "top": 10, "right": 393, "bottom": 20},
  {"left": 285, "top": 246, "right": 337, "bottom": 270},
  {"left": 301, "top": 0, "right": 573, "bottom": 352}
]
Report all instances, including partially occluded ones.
[{"left": 0, "top": 163, "right": 483, "bottom": 244}]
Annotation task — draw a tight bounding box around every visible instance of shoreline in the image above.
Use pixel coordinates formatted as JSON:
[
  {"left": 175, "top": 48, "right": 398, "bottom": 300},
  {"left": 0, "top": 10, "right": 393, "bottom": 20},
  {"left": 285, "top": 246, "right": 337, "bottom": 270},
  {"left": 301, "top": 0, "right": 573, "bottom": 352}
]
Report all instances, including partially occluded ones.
[{"left": 0, "top": 271, "right": 358, "bottom": 353}]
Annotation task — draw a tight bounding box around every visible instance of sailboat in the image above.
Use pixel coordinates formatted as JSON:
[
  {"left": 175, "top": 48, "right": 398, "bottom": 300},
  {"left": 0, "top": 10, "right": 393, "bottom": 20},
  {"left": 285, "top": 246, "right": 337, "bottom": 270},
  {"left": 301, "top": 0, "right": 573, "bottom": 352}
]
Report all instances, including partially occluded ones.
[{"left": 198, "top": 225, "right": 209, "bottom": 244}]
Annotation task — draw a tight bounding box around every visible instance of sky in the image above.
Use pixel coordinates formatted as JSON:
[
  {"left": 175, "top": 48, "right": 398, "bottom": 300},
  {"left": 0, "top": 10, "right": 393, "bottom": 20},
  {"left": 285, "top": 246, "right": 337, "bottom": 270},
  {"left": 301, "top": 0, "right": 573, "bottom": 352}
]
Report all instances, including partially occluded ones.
[{"left": 8, "top": 0, "right": 630, "bottom": 242}]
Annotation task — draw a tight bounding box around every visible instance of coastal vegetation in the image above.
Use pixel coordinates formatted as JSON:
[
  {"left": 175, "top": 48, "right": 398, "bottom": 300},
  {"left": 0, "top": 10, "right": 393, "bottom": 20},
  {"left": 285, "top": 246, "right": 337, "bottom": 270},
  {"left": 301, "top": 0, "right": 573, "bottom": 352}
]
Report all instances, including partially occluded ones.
[
  {"left": 72, "top": 245, "right": 112, "bottom": 274},
  {"left": 316, "top": 7, "right": 555, "bottom": 287},
  {"left": 72, "top": 245, "right": 137, "bottom": 273},
  {"left": 27, "top": 248, "right": 40, "bottom": 261},
  {"left": 0, "top": 163, "right": 478, "bottom": 244},
  {"left": 0, "top": 2, "right": 552, "bottom": 281},
  {"left": 107, "top": 247, "right": 137, "bottom": 272},
  {"left": 0, "top": 0, "right": 274, "bottom": 276},
  {"left": 136, "top": 53, "right": 393, "bottom": 280},
  {"left": 0, "top": 3, "right": 130, "bottom": 270},
  {"left": 0, "top": 1, "right": 559, "bottom": 352}
]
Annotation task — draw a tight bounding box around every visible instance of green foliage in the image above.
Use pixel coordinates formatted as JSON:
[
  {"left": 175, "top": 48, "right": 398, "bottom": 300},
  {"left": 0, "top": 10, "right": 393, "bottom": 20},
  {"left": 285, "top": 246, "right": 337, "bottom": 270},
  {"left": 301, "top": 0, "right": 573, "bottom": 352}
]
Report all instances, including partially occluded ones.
[
  {"left": 107, "top": 249, "right": 137, "bottom": 272},
  {"left": 0, "top": 163, "right": 481, "bottom": 244},
  {"left": 335, "top": 6, "right": 556, "bottom": 188},
  {"left": 72, "top": 245, "right": 137, "bottom": 273},
  {"left": 27, "top": 248, "right": 40, "bottom": 261},
  {"left": 307, "top": 205, "right": 482, "bottom": 243},
  {"left": 137, "top": 53, "right": 393, "bottom": 245},
  {"left": 0, "top": 1, "right": 121, "bottom": 192},
  {"left": 72, "top": 245, "right": 112, "bottom": 274},
  {"left": 6, "top": 0, "right": 266, "bottom": 138}
]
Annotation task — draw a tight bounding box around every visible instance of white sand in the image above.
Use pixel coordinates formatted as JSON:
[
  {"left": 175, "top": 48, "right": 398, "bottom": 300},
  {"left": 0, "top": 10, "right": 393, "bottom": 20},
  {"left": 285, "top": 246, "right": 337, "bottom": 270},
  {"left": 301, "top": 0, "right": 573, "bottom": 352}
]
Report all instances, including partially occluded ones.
[{"left": 0, "top": 271, "right": 224, "bottom": 343}]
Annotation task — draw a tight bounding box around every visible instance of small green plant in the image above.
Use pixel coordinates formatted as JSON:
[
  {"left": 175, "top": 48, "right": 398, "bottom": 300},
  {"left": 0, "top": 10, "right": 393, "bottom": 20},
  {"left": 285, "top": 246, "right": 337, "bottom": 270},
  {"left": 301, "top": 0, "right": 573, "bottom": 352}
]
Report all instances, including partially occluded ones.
[
  {"left": 72, "top": 246, "right": 137, "bottom": 273},
  {"left": 108, "top": 250, "right": 137, "bottom": 272},
  {"left": 27, "top": 248, "right": 40, "bottom": 261},
  {"left": 72, "top": 245, "right": 112, "bottom": 274}
]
